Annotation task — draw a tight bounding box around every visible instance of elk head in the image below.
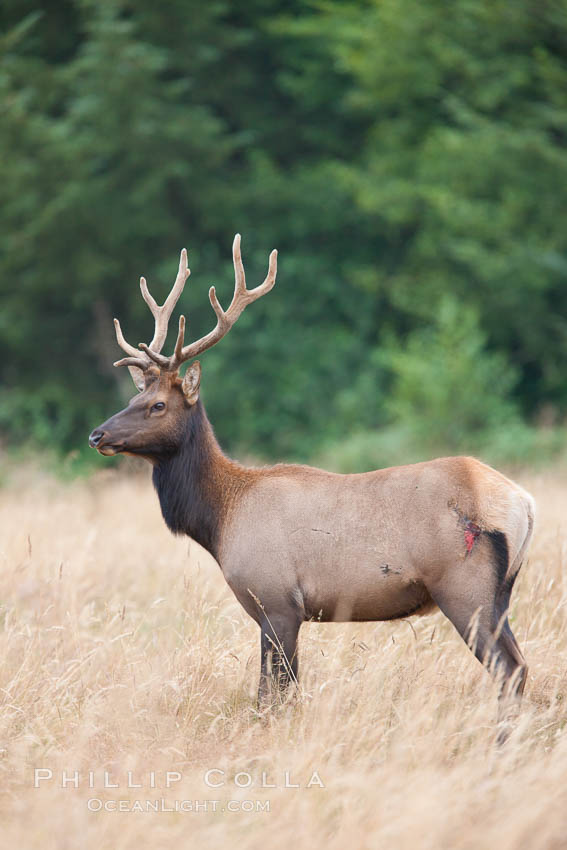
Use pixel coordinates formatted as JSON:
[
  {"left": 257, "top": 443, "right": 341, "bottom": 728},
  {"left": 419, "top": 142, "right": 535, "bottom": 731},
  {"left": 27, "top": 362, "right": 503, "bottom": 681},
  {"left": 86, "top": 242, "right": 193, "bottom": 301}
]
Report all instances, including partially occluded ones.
[{"left": 89, "top": 235, "right": 278, "bottom": 462}]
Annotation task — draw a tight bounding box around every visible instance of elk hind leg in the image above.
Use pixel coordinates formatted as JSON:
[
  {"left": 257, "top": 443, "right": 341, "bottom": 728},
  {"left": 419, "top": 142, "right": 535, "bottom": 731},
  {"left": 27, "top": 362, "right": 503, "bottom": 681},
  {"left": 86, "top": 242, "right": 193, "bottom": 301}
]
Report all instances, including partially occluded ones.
[{"left": 427, "top": 540, "right": 526, "bottom": 738}]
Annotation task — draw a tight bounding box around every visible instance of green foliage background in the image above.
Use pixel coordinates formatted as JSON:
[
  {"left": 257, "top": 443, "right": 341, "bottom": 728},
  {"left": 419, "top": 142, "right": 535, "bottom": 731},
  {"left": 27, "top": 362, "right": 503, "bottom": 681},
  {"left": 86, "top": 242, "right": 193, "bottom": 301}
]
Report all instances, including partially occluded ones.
[{"left": 1, "top": 0, "right": 567, "bottom": 470}]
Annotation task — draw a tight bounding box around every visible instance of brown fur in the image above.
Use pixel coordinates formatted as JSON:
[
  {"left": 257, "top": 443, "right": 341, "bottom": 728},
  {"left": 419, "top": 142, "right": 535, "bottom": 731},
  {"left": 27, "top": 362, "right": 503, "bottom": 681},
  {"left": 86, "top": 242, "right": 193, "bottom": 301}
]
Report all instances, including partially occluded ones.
[{"left": 90, "top": 372, "right": 535, "bottom": 732}]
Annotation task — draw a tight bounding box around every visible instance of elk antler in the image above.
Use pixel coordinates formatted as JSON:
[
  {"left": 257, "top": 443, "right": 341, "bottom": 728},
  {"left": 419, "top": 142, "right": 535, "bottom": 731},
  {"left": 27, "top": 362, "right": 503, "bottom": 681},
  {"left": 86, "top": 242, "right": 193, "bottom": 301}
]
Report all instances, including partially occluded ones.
[
  {"left": 114, "top": 233, "right": 278, "bottom": 386},
  {"left": 113, "top": 249, "right": 191, "bottom": 387},
  {"left": 113, "top": 235, "right": 277, "bottom": 386}
]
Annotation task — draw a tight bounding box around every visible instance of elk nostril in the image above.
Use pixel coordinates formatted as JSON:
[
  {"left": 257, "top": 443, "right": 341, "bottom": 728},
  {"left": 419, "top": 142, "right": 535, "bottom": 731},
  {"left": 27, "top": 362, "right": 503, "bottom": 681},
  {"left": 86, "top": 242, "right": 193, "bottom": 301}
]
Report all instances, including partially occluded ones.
[{"left": 89, "top": 429, "right": 105, "bottom": 448}]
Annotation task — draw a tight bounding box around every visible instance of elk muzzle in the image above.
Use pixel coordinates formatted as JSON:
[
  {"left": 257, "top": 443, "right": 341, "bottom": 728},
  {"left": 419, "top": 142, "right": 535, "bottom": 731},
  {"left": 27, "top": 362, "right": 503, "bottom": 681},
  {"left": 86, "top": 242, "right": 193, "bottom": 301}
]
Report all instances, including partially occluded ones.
[
  {"left": 88, "top": 406, "right": 133, "bottom": 455},
  {"left": 88, "top": 429, "right": 104, "bottom": 448},
  {"left": 88, "top": 427, "right": 124, "bottom": 455}
]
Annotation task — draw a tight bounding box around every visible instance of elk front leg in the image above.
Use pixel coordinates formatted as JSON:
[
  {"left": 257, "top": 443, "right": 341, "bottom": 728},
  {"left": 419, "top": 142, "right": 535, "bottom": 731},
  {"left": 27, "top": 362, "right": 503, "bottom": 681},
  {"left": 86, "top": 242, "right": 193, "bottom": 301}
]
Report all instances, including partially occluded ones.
[{"left": 258, "top": 613, "right": 301, "bottom": 708}]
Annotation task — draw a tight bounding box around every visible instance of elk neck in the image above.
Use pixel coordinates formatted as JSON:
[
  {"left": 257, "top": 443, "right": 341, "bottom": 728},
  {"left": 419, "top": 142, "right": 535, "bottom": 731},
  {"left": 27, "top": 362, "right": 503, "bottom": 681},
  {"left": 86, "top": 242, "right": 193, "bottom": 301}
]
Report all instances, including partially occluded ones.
[{"left": 151, "top": 400, "right": 251, "bottom": 562}]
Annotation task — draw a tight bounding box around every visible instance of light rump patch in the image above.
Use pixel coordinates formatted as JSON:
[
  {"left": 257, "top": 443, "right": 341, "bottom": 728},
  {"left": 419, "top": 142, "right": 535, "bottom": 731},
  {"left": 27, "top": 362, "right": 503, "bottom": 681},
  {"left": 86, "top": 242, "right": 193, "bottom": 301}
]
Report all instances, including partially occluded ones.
[{"left": 464, "top": 520, "right": 481, "bottom": 554}]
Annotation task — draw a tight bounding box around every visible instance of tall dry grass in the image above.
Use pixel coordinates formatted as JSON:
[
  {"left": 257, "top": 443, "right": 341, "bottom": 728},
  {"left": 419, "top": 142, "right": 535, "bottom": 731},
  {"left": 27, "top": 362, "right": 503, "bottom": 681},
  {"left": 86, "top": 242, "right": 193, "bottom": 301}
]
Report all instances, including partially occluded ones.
[{"left": 1, "top": 461, "right": 567, "bottom": 849}]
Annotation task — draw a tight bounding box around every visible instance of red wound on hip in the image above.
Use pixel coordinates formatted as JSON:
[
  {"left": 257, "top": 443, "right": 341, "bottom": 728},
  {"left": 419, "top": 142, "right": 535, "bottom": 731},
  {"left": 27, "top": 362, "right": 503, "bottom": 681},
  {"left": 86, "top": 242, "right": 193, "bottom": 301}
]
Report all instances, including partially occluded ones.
[{"left": 464, "top": 520, "right": 481, "bottom": 554}]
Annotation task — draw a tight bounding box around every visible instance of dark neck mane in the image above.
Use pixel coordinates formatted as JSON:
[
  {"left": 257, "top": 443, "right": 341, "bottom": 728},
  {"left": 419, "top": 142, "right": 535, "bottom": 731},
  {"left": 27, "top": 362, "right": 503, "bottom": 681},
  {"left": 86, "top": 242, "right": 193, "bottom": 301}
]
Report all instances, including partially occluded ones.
[{"left": 151, "top": 401, "right": 247, "bottom": 562}]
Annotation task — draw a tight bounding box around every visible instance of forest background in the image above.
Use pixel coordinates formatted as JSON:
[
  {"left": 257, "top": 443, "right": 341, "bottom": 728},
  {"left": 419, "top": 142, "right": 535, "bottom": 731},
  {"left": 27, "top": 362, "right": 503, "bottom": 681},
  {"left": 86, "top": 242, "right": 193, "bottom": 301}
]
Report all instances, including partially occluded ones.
[{"left": 2, "top": 0, "right": 567, "bottom": 473}]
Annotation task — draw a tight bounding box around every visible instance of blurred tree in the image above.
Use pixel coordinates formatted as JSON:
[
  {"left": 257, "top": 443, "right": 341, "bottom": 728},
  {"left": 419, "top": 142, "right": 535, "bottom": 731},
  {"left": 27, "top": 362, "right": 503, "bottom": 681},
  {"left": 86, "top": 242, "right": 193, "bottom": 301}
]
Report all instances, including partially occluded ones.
[
  {"left": 386, "top": 296, "right": 520, "bottom": 450},
  {"left": 286, "top": 0, "right": 567, "bottom": 414},
  {"left": 0, "top": 0, "right": 236, "bottom": 448}
]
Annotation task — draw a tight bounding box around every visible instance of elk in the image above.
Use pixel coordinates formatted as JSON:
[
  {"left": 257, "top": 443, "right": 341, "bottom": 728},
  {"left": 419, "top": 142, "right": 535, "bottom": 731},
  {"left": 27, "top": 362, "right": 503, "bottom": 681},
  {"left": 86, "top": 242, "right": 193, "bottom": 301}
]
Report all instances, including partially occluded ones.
[{"left": 89, "top": 235, "right": 535, "bottom": 730}]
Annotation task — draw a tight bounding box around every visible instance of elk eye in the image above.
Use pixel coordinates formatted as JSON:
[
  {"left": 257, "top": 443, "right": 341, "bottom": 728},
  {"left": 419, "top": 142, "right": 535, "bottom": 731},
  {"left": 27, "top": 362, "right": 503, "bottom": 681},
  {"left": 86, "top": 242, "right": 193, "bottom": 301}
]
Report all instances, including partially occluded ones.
[{"left": 151, "top": 402, "right": 165, "bottom": 412}]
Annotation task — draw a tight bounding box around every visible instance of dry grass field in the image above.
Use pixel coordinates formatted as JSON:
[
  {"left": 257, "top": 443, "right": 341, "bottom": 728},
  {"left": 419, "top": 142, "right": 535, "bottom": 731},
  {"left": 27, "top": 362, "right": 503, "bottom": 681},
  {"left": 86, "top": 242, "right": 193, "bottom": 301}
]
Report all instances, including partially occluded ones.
[{"left": 1, "top": 460, "right": 567, "bottom": 849}]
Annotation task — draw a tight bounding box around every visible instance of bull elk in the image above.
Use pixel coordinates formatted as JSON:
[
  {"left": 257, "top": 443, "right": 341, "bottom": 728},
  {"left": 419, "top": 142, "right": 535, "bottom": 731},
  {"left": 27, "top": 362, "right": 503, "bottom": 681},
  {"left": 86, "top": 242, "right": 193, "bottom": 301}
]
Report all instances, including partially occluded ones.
[{"left": 89, "top": 235, "right": 535, "bottom": 731}]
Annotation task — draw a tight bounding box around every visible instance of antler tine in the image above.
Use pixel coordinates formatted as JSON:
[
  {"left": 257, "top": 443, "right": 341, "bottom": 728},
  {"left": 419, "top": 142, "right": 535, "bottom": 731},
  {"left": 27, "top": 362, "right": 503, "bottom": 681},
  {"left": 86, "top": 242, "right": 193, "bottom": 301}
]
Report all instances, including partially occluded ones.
[
  {"left": 232, "top": 232, "right": 247, "bottom": 295},
  {"left": 113, "top": 317, "right": 141, "bottom": 359},
  {"left": 138, "top": 314, "right": 187, "bottom": 368},
  {"left": 171, "top": 234, "right": 277, "bottom": 366},
  {"left": 113, "top": 355, "right": 149, "bottom": 369},
  {"left": 173, "top": 315, "right": 187, "bottom": 361},
  {"left": 142, "top": 249, "right": 191, "bottom": 354}
]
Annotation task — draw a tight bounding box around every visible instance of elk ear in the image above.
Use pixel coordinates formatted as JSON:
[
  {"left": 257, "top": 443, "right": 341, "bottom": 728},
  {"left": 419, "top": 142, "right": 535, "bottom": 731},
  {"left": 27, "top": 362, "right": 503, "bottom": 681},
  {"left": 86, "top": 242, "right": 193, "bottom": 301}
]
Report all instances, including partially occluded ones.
[
  {"left": 181, "top": 361, "right": 201, "bottom": 405},
  {"left": 128, "top": 365, "right": 146, "bottom": 393}
]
